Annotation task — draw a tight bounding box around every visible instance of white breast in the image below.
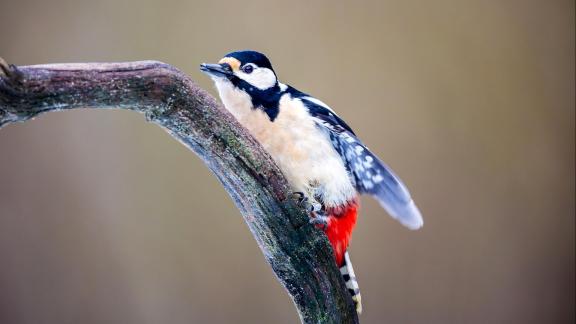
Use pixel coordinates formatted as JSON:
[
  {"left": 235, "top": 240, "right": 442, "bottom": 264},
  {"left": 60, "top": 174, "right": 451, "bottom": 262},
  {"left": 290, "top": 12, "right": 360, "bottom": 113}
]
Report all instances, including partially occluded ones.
[{"left": 214, "top": 81, "right": 356, "bottom": 207}]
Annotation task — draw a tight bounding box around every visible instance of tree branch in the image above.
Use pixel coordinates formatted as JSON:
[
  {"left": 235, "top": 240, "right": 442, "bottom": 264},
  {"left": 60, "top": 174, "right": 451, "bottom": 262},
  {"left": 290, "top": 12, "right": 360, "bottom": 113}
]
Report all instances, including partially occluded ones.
[{"left": 0, "top": 59, "right": 359, "bottom": 323}]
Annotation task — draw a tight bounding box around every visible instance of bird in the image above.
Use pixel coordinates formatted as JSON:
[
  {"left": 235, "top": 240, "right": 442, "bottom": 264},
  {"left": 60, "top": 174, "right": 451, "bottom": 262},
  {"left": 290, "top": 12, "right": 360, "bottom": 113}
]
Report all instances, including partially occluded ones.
[{"left": 200, "top": 50, "right": 423, "bottom": 314}]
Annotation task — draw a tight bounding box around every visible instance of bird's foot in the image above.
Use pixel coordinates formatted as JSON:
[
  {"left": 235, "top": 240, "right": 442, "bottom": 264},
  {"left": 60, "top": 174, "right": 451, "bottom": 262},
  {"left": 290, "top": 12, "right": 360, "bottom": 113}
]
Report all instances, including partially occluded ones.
[
  {"left": 290, "top": 192, "right": 328, "bottom": 230},
  {"left": 309, "top": 211, "right": 330, "bottom": 231},
  {"left": 290, "top": 191, "right": 306, "bottom": 204},
  {"left": 290, "top": 191, "right": 321, "bottom": 213}
]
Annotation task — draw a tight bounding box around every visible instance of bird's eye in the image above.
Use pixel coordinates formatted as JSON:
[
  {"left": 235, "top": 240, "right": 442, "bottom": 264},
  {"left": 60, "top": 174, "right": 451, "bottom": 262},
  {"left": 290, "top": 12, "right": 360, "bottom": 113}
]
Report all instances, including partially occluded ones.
[{"left": 242, "top": 64, "right": 254, "bottom": 74}]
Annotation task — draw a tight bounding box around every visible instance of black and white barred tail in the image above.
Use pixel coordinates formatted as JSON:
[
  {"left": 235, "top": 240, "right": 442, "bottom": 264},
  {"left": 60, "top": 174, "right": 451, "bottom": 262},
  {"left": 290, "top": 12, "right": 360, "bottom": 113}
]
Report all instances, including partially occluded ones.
[{"left": 340, "top": 251, "right": 362, "bottom": 314}]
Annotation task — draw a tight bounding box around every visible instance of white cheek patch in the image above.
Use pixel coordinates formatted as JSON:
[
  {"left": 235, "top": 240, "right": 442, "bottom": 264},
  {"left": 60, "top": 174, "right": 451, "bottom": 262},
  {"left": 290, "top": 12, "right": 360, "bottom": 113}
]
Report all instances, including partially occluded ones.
[{"left": 236, "top": 67, "right": 277, "bottom": 90}]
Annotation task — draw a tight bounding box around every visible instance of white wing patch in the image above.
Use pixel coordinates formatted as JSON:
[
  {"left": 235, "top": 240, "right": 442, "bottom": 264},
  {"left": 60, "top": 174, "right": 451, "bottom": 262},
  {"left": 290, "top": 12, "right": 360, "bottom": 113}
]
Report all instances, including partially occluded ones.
[{"left": 302, "top": 96, "right": 337, "bottom": 114}]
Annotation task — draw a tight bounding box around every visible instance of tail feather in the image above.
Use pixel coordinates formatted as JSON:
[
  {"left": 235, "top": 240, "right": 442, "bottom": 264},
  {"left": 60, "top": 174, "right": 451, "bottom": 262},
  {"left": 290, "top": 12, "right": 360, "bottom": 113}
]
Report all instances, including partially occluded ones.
[{"left": 340, "top": 251, "right": 362, "bottom": 314}]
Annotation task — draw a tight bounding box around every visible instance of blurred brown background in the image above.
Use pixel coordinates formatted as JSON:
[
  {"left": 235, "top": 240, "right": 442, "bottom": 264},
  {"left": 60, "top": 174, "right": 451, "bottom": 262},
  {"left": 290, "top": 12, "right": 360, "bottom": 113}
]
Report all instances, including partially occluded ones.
[{"left": 0, "top": 0, "right": 574, "bottom": 323}]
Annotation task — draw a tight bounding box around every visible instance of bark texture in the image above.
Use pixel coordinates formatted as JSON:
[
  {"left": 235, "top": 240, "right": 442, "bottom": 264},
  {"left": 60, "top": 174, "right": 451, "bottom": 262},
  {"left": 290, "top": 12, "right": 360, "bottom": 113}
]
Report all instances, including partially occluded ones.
[{"left": 0, "top": 59, "right": 359, "bottom": 324}]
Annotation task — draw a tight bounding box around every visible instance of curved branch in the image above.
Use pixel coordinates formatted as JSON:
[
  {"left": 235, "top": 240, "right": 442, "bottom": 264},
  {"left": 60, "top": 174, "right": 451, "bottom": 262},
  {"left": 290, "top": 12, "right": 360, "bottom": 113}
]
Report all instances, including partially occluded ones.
[{"left": 0, "top": 59, "right": 359, "bottom": 323}]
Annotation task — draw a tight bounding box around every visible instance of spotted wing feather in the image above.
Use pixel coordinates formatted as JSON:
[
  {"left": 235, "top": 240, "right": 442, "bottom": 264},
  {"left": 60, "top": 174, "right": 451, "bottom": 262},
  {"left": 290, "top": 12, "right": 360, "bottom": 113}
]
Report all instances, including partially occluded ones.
[{"left": 302, "top": 97, "right": 423, "bottom": 229}]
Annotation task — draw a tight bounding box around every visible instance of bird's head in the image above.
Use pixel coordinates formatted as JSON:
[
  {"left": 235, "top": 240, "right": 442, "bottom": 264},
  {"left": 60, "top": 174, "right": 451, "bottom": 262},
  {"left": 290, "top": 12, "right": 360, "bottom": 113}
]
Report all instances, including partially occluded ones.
[
  {"left": 200, "top": 50, "right": 278, "bottom": 92},
  {"left": 201, "top": 50, "right": 284, "bottom": 121}
]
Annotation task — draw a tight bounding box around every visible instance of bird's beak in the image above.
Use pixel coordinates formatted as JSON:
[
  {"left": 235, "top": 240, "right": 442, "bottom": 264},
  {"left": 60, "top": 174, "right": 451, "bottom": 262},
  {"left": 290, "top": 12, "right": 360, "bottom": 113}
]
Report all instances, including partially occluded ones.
[{"left": 200, "top": 63, "right": 234, "bottom": 78}]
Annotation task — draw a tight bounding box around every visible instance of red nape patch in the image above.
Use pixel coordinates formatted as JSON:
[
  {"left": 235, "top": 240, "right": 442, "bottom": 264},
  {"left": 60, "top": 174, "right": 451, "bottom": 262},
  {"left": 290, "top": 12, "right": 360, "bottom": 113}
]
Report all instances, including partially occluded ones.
[{"left": 324, "top": 197, "right": 359, "bottom": 266}]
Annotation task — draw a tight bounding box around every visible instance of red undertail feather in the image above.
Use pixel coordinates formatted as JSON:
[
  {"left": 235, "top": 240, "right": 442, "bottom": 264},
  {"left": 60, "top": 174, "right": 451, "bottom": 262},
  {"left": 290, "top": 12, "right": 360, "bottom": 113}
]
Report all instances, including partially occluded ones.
[{"left": 324, "top": 197, "right": 359, "bottom": 266}]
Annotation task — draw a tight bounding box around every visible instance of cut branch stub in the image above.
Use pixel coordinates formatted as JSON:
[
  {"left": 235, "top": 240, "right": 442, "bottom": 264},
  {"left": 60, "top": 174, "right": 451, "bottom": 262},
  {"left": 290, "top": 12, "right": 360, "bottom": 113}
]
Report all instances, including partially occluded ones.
[{"left": 0, "top": 59, "right": 359, "bottom": 324}]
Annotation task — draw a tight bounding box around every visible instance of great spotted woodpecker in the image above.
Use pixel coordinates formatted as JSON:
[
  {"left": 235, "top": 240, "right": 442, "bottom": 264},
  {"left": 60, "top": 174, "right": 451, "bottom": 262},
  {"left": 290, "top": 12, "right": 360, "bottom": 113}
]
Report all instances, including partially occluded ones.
[{"left": 201, "top": 50, "right": 423, "bottom": 314}]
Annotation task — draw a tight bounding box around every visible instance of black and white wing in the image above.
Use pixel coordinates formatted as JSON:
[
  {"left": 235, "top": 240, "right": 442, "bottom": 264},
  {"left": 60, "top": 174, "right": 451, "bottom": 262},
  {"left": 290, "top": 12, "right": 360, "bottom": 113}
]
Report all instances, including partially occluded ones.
[{"left": 302, "top": 96, "right": 424, "bottom": 230}]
